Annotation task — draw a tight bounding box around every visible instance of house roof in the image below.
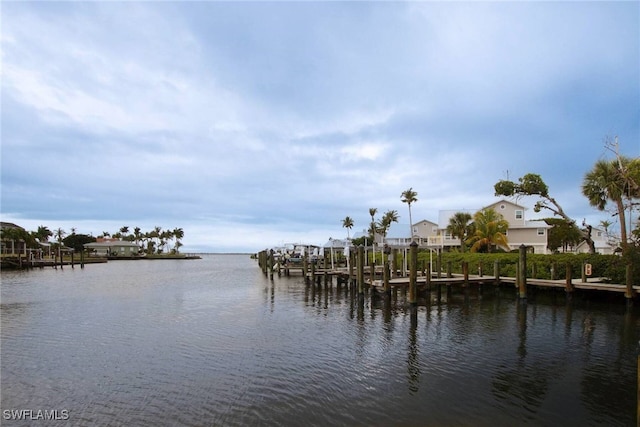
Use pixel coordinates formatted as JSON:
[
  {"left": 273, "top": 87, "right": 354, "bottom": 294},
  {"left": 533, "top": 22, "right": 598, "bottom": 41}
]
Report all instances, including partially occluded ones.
[
  {"left": 0, "top": 222, "right": 25, "bottom": 230},
  {"left": 483, "top": 198, "right": 526, "bottom": 210},
  {"left": 386, "top": 223, "right": 411, "bottom": 238},
  {"left": 323, "top": 238, "right": 349, "bottom": 248}
]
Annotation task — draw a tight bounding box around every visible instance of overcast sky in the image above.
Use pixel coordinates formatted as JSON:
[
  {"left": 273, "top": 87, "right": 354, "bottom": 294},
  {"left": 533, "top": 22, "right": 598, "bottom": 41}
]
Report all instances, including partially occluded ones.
[{"left": 2, "top": 1, "right": 639, "bottom": 253}]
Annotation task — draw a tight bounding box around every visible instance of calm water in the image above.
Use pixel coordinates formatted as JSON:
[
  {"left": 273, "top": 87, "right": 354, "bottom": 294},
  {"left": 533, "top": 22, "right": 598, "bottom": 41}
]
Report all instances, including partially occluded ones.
[{"left": 1, "top": 255, "right": 638, "bottom": 426}]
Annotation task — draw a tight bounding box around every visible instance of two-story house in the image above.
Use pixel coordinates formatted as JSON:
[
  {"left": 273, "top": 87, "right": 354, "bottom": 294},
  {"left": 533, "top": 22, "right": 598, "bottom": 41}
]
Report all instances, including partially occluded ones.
[{"left": 383, "top": 199, "right": 550, "bottom": 253}]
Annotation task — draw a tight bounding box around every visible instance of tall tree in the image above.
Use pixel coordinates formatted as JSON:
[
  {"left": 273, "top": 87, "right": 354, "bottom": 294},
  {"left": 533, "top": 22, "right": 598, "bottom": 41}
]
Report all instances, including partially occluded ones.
[
  {"left": 342, "top": 216, "right": 354, "bottom": 240},
  {"left": 35, "top": 225, "right": 53, "bottom": 242},
  {"left": 173, "top": 227, "right": 184, "bottom": 253},
  {"left": 466, "top": 208, "right": 509, "bottom": 253},
  {"left": 379, "top": 210, "right": 399, "bottom": 242},
  {"left": 401, "top": 188, "right": 418, "bottom": 242},
  {"left": 495, "top": 173, "right": 596, "bottom": 253},
  {"left": 545, "top": 218, "right": 582, "bottom": 253},
  {"left": 368, "top": 208, "right": 378, "bottom": 242},
  {"left": 582, "top": 156, "right": 639, "bottom": 251},
  {"left": 446, "top": 212, "right": 473, "bottom": 252}
]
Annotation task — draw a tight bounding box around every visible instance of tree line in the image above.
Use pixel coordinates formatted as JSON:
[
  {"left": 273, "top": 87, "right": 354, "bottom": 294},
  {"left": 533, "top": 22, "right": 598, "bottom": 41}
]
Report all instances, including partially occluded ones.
[{"left": 1, "top": 225, "right": 186, "bottom": 254}]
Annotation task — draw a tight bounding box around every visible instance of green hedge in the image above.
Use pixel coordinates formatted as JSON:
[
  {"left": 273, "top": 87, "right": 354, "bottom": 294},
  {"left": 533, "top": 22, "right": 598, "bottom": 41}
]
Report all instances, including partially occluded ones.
[{"left": 415, "top": 251, "right": 636, "bottom": 284}]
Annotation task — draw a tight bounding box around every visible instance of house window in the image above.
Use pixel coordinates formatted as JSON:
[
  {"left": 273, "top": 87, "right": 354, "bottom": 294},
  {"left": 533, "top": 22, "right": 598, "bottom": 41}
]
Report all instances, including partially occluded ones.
[
  {"left": 515, "top": 210, "right": 523, "bottom": 220},
  {"left": 597, "top": 231, "right": 603, "bottom": 237},
  {"left": 500, "top": 204, "right": 506, "bottom": 210},
  {"left": 537, "top": 228, "right": 545, "bottom": 236}
]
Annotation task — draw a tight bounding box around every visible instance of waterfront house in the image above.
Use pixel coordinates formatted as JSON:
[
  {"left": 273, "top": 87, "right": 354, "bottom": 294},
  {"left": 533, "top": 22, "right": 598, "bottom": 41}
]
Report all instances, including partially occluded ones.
[
  {"left": 436, "top": 200, "right": 550, "bottom": 254},
  {"left": 84, "top": 238, "right": 140, "bottom": 257},
  {"left": 485, "top": 199, "right": 550, "bottom": 254},
  {"left": 0, "top": 222, "right": 28, "bottom": 256},
  {"left": 377, "top": 199, "right": 550, "bottom": 253}
]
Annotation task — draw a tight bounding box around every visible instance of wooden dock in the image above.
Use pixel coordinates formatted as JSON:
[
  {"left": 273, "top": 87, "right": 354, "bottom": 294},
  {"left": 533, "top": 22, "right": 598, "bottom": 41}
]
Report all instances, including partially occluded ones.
[
  {"left": 367, "top": 274, "right": 640, "bottom": 295},
  {"left": 256, "top": 244, "right": 637, "bottom": 302}
]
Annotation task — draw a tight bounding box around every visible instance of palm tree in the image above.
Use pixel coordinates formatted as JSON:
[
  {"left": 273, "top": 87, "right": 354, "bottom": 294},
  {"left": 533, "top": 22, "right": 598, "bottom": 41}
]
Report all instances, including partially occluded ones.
[
  {"left": 173, "top": 227, "right": 184, "bottom": 253},
  {"left": 379, "top": 210, "right": 399, "bottom": 242},
  {"left": 401, "top": 188, "right": 418, "bottom": 242},
  {"left": 54, "top": 228, "right": 66, "bottom": 244},
  {"left": 368, "top": 208, "right": 378, "bottom": 242},
  {"left": 35, "top": 225, "right": 53, "bottom": 242},
  {"left": 342, "top": 216, "right": 354, "bottom": 240},
  {"left": 582, "top": 157, "right": 638, "bottom": 251},
  {"left": 446, "top": 212, "right": 473, "bottom": 252},
  {"left": 133, "top": 227, "right": 142, "bottom": 248},
  {"left": 466, "top": 208, "right": 509, "bottom": 253}
]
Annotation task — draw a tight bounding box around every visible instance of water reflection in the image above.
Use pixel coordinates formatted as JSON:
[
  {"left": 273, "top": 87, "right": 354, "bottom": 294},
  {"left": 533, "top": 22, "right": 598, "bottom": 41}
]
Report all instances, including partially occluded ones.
[{"left": 267, "top": 275, "right": 638, "bottom": 422}]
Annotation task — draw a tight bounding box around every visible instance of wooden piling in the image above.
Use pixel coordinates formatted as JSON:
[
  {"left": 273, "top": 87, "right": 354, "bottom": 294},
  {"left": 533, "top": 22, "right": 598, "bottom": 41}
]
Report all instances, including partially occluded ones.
[
  {"left": 392, "top": 248, "right": 398, "bottom": 278},
  {"left": 357, "top": 245, "right": 364, "bottom": 295},
  {"left": 446, "top": 261, "right": 452, "bottom": 278},
  {"left": 80, "top": 250, "right": 85, "bottom": 269},
  {"left": 383, "top": 253, "right": 390, "bottom": 295},
  {"left": 565, "top": 262, "right": 574, "bottom": 294},
  {"left": 369, "top": 250, "right": 375, "bottom": 289},
  {"left": 408, "top": 241, "right": 418, "bottom": 305},
  {"left": 494, "top": 260, "right": 500, "bottom": 286},
  {"left": 625, "top": 263, "right": 634, "bottom": 301},
  {"left": 302, "top": 254, "right": 308, "bottom": 284},
  {"left": 518, "top": 244, "right": 527, "bottom": 299},
  {"left": 269, "top": 250, "right": 275, "bottom": 280}
]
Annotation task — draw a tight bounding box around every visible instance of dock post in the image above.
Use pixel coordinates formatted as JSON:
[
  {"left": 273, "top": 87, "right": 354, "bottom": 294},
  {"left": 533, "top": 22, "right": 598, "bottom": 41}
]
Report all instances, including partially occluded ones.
[
  {"left": 71, "top": 251, "right": 75, "bottom": 269},
  {"left": 392, "top": 248, "right": 398, "bottom": 278},
  {"left": 323, "top": 251, "right": 329, "bottom": 286},
  {"left": 409, "top": 241, "right": 418, "bottom": 305},
  {"left": 518, "top": 245, "right": 527, "bottom": 300},
  {"left": 565, "top": 262, "right": 574, "bottom": 296},
  {"left": 80, "top": 250, "right": 85, "bottom": 269},
  {"left": 383, "top": 245, "right": 391, "bottom": 296},
  {"left": 303, "top": 254, "right": 308, "bottom": 285},
  {"left": 446, "top": 261, "right": 452, "bottom": 278},
  {"left": 581, "top": 262, "right": 586, "bottom": 283},
  {"left": 478, "top": 261, "right": 483, "bottom": 277},
  {"left": 437, "top": 251, "right": 442, "bottom": 279},
  {"left": 494, "top": 260, "right": 500, "bottom": 287},
  {"left": 357, "top": 245, "right": 365, "bottom": 295},
  {"left": 269, "top": 250, "right": 275, "bottom": 280},
  {"left": 349, "top": 251, "right": 355, "bottom": 287},
  {"left": 551, "top": 261, "right": 557, "bottom": 281},
  {"left": 425, "top": 263, "right": 431, "bottom": 290},
  {"left": 625, "top": 263, "right": 634, "bottom": 302},
  {"left": 369, "top": 248, "right": 375, "bottom": 289},
  {"left": 531, "top": 263, "right": 537, "bottom": 279}
]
